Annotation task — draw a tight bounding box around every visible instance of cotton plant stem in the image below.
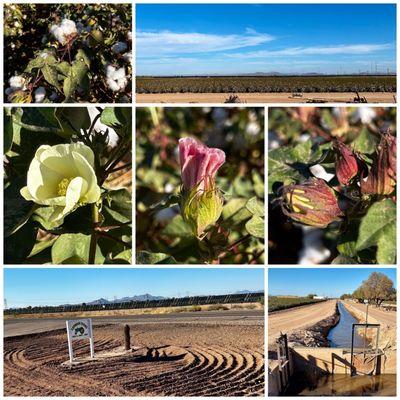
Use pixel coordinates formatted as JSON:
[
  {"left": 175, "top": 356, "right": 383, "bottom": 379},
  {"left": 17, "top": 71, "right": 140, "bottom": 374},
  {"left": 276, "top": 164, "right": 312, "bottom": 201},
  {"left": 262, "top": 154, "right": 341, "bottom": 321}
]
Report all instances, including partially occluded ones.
[{"left": 88, "top": 203, "right": 100, "bottom": 264}]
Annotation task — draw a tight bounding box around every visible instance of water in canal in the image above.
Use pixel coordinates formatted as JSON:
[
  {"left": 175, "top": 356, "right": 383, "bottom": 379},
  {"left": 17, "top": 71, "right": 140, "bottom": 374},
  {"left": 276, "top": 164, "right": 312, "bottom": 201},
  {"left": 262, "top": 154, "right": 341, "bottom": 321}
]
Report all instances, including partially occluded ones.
[
  {"left": 328, "top": 301, "right": 365, "bottom": 348},
  {"left": 286, "top": 374, "right": 396, "bottom": 396}
]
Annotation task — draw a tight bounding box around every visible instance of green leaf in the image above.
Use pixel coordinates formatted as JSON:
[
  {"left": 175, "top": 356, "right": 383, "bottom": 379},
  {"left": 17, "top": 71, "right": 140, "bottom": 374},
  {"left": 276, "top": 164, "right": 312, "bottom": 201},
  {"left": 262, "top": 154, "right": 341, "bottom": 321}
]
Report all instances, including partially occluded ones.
[
  {"left": 56, "top": 61, "right": 71, "bottom": 77},
  {"left": 54, "top": 107, "right": 91, "bottom": 136},
  {"left": 352, "top": 127, "right": 378, "bottom": 154},
  {"left": 246, "top": 197, "right": 265, "bottom": 217},
  {"left": 52, "top": 234, "right": 105, "bottom": 264},
  {"left": 221, "top": 198, "right": 251, "bottom": 226},
  {"left": 245, "top": 215, "right": 264, "bottom": 239},
  {"left": 331, "top": 254, "right": 359, "bottom": 264},
  {"left": 268, "top": 141, "right": 330, "bottom": 193},
  {"left": 100, "top": 107, "right": 132, "bottom": 138},
  {"left": 103, "top": 188, "right": 132, "bottom": 224},
  {"left": 25, "top": 56, "right": 46, "bottom": 72},
  {"left": 4, "top": 177, "right": 35, "bottom": 237},
  {"left": 76, "top": 49, "right": 91, "bottom": 68},
  {"left": 136, "top": 251, "right": 177, "bottom": 264},
  {"left": 32, "top": 206, "right": 64, "bottom": 231},
  {"left": 4, "top": 114, "right": 21, "bottom": 154},
  {"left": 111, "top": 249, "right": 132, "bottom": 264},
  {"left": 356, "top": 199, "right": 396, "bottom": 264},
  {"left": 28, "top": 237, "right": 58, "bottom": 258},
  {"left": 5, "top": 220, "right": 37, "bottom": 264},
  {"left": 42, "top": 64, "right": 61, "bottom": 89},
  {"left": 162, "top": 215, "right": 192, "bottom": 237}
]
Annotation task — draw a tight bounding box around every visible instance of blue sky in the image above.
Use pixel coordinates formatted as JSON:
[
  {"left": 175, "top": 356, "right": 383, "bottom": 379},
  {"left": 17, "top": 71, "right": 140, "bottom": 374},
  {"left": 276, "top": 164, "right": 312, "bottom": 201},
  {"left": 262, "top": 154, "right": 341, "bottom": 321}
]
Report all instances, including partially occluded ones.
[
  {"left": 4, "top": 268, "right": 264, "bottom": 308},
  {"left": 136, "top": 4, "right": 396, "bottom": 76},
  {"left": 269, "top": 268, "right": 397, "bottom": 298}
]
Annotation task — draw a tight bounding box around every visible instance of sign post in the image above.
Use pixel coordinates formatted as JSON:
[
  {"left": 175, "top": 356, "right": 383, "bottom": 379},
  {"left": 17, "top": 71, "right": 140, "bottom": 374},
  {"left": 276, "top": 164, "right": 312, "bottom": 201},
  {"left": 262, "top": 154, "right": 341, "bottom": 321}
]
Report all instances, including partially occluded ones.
[{"left": 66, "top": 318, "right": 94, "bottom": 362}]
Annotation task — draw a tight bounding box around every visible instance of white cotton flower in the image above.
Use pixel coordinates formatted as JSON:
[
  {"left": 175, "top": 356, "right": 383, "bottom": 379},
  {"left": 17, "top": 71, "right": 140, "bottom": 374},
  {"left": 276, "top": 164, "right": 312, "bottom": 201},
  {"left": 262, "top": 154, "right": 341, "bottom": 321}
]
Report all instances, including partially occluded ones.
[
  {"left": 34, "top": 87, "right": 46, "bottom": 103},
  {"left": 123, "top": 51, "right": 132, "bottom": 64},
  {"left": 111, "top": 41, "right": 128, "bottom": 54},
  {"left": 50, "top": 19, "right": 78, "bottom": 45},
  {"left": 9, "top": 75, "right": 26, "bottom": 89},
  {"left": 106, "top": 65, "right": 128, "bottom": 92}
]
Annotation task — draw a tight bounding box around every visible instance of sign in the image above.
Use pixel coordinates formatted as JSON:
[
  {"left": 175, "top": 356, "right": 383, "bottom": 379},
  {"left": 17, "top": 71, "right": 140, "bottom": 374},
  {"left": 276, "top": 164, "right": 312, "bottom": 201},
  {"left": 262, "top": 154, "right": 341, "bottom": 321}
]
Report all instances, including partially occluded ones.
[{"left": 66, "top": 318, "right": 94, "bottom": 362}]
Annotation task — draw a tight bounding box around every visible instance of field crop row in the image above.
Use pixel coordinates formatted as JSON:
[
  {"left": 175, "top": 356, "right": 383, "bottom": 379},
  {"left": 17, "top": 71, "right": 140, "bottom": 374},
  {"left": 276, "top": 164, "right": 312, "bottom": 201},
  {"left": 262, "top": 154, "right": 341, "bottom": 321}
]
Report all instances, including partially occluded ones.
[
  {"left": 136, "top": 75, "right": 396, "bottom": 94},
  {"left": 268, "top": 296, "right": 326, "bottom": 312}
]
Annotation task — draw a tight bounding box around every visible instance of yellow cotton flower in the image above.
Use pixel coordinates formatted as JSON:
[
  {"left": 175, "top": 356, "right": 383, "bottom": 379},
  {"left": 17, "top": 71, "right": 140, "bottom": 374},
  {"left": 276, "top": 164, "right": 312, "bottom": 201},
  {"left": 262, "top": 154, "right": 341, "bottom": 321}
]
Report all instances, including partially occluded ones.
[{"left": 20, "top": 143, "right": 101, "bottom": 222}]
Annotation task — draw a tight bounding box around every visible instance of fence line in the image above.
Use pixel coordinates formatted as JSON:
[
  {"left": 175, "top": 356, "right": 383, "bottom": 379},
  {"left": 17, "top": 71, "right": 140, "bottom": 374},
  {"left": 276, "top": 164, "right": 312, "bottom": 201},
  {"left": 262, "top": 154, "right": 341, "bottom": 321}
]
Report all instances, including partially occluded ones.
[{"left": 5, "top": 292, "right": 264, "bottom": 315}]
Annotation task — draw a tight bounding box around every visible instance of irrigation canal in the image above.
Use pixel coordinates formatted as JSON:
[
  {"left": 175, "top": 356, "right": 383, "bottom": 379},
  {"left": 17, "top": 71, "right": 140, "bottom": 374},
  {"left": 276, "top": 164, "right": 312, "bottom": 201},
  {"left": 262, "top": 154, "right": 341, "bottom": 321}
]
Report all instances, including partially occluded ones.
[{"left": 328, "top": 301, "right": 365, "bottom": 348}]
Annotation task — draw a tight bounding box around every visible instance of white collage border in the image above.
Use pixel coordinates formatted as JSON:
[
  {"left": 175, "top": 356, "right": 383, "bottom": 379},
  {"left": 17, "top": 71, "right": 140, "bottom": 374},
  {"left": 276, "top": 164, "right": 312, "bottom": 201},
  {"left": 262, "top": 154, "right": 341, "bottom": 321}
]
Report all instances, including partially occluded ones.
[{"left": 0, "top": 0, "right": 398, "bottom": 399}]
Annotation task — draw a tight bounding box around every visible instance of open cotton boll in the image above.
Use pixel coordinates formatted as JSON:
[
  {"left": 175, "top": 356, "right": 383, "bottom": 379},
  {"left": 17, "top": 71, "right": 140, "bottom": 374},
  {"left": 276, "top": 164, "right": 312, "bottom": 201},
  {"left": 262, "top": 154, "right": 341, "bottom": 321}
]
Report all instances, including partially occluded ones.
[
  {"left": 9, "top": 75, "right": 26, "bottom": 89},
  {"left": 34, "top": 87, "right": 46, "bottom": 103},
  {"left": 106, "top": 65, "right": 128, "bottom": 92},
  {"left": 309, "top": 164, "right": 335, "bottom": 182},
  {"left": 50, "top": 18, "right": 78, "bottom": 45},
  {"left": 111, "top": 41, "right": 128, "bottom": 54},
  {"left": 123, "top": 51, "right": 132, "bottom": 64}
]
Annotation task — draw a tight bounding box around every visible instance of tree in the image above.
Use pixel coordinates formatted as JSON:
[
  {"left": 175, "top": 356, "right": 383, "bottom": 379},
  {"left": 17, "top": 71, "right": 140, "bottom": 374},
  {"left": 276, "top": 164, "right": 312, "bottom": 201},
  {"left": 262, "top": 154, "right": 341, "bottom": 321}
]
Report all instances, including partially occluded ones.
[
  {"left": 355, "top": 272, "right": 395, "bottom": 306},
  {"left": 307, "top": 293, "right": 317, "bottom": 299}
]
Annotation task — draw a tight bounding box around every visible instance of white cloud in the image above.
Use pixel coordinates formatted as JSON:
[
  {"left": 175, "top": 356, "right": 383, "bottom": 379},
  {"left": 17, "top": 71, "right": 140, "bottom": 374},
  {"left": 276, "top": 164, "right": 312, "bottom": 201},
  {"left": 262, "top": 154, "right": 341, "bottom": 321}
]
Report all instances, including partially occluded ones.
[
  {"left": 226, "top": 43, "right": 393, "bottom": 58},
  {"left": 137, "top": 29, "right": 274, "bottom": 57}
]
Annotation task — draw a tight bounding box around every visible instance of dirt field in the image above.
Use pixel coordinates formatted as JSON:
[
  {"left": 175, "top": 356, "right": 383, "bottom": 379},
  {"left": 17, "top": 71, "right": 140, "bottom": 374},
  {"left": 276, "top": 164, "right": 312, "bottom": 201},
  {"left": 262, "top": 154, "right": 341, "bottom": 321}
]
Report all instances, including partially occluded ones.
[
  {"left": 342, "top": 301, "right": 396, "bottom": 327},
  {"left": 136, "top": 92, "right": 395, "bottom": 104},
  {"left": 4, "top": 319, "right": 264, "bottom": 396},
  {"left": 268, "top": 300, "right": 337, "bottom": 345}
]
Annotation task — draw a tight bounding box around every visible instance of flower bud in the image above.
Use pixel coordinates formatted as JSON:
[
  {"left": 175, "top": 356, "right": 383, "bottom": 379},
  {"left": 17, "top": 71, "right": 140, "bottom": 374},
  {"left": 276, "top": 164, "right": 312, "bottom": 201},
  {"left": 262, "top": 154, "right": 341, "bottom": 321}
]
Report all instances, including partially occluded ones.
[
  {"left": 361, "top": 131, "right": 396, "bottom": 196},
  {"left": 178, "top": 137, "right": 225, "bottom": 238},
  {"left": 281, "top": 178, "right": 343, "bottom": 228},
  {"left": 333, "top": 140, "right": 359, "bottom": 185}
]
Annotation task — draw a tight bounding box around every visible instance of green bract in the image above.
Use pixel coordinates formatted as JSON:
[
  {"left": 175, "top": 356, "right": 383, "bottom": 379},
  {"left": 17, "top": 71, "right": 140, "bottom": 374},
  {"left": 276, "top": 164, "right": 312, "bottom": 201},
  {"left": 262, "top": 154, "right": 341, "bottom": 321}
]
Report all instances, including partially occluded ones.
[
  {"left": 20, "top": 143, "right": 101, "bottom": 222},
  {"left": 180, "top": 183, "right": 224, "bottom": 239}
]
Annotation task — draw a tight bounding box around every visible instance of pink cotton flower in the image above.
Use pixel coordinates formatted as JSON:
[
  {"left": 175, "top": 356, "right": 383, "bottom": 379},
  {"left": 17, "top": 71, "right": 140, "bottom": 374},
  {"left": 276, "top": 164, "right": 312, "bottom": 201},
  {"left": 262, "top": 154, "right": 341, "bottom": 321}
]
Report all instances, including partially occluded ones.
[{"left": 179, "top": 137, "right": 225, "bottom": 191}]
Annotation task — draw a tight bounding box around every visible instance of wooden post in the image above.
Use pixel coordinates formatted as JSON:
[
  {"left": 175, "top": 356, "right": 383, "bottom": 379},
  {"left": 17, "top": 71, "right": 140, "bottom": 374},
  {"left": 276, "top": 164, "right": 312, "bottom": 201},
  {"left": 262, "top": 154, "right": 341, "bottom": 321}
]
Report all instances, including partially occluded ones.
[{"left": 124, "top": 324, "right": 131, "bottom": 350}]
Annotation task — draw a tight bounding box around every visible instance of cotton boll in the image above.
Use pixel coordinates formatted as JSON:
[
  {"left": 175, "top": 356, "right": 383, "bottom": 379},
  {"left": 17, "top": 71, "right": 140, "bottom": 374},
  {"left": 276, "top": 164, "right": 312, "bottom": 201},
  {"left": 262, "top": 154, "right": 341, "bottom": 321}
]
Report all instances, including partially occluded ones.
[
  {"left": 9, "top": 75, "right": 26, "bottom": 89},
  {"left": 106, "top": 65, "right": 128, "bottom": 92},
  {"left": 123, "top": 51, "right": 132, "bottom": 64},
  {"left": 34, "top": 87, "right": 46, "bottom": 103},
  {"left": 309, "top": 164, "right": 335, "bottom": 182},
  {"left": 353, "top": 107, "right": 376, "bottom": 124},
  {"left": 87, "top": 107, "right": 119, "bottom": 146},
  {"left": 298, "top": 226, "right": 331, "bottom": 265},
  {"left": 111, "top": 41, "right": 128, "bottom": 54},
  {"left": 127, "top": 31, "right": 132, "bottom": 41},
  {"left": 50, "top": 19, "right": 77, "bottom": 45}
]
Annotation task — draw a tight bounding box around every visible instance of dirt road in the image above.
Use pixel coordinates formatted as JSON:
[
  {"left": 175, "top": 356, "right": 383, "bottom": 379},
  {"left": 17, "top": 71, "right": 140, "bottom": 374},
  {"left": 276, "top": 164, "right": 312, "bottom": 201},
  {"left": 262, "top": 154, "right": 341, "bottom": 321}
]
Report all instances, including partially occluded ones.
[
  {"left": 4, "top": 309, "right": 263, "bottom": 337},
  {"left": 137, "top": 92, "right": 395, "bottom": 104},
  {"left": 268, "top": 300, "right": 337, "bottom": 345},
  {"left": 4, "top": 320, "right": 264, "bottom": 396},
  {"left": 342, "top": 301, "right": 396, "bottom": 327}
]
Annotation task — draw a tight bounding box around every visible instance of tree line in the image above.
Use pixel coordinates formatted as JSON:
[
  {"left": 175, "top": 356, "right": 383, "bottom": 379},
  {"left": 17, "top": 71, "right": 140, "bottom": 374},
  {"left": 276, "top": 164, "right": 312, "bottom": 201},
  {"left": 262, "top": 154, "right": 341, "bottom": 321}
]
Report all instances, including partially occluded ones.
[{"left": 340, "top": 272, "right": 396, "bottom": 306}]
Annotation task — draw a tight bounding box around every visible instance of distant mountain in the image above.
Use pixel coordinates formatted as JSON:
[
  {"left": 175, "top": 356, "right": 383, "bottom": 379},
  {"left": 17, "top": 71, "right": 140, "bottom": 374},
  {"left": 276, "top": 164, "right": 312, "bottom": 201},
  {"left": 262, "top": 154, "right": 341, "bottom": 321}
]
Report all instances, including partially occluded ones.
[{"left": 86, "top": 294, "right": 165, "bottom": 305}]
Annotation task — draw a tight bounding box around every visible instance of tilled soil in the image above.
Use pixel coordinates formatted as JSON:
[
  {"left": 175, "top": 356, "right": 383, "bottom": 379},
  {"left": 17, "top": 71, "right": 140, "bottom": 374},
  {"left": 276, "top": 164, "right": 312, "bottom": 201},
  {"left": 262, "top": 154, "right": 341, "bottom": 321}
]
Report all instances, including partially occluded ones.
[{"left": 4, "top": 322, "right": 264, "bottom": 396}]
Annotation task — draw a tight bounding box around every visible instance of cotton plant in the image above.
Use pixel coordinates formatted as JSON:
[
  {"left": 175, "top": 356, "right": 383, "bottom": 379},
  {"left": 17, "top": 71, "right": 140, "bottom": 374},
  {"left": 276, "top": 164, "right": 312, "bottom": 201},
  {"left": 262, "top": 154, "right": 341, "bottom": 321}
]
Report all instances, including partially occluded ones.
[
  {"left": 4, "top": 4, "right": 132, "bottom": 103},
  {"left": 4, "top": 106, "right": 132, "bottom": 265},
  {"left": 269, "top": 107, "right": 396, "bottom": 265}
]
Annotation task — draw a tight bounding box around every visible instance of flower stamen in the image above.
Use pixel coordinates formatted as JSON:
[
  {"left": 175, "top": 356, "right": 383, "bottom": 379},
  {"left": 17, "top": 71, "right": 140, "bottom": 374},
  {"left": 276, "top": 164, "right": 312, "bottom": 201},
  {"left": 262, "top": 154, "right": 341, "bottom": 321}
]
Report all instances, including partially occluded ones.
[{"left": 57, "top": 177, "right": 72, "bottom": 196}]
